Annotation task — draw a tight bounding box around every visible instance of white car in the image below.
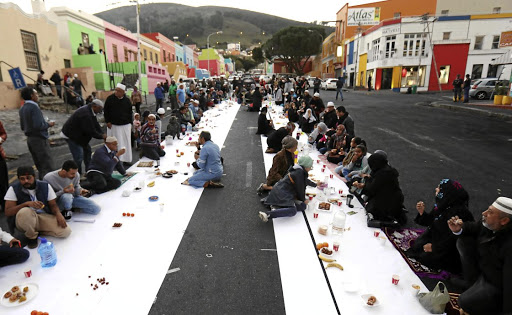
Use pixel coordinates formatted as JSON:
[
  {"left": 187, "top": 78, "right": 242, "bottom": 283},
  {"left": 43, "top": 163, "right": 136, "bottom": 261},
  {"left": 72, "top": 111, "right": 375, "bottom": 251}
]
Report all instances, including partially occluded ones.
[{"left": 321, "top": 78, "right": 338, "bottom": 90}]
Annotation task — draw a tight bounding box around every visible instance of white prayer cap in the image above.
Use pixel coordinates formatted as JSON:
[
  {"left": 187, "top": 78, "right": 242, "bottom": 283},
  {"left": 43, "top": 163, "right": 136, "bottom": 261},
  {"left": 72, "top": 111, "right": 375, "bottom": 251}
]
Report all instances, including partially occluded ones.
[
  {"left": 116, "top": 83, "right": 126, "bottom": 91},
  {"left": 290, "top": 88, "right": 294, "bottom": 91},
  {"left": 327, "top": 101, "right": 335, "bottom": 107},
  {"left": 194, "top": 100, "right": 199, "bottom": 104},
  {"left": 314, "top": 92, "right": 320, "bottom": 97},
  {"left": 148, "top": 114, "right": 156, "bottom": 119},
  {"left": 74, "top": 74, "right": 78, "bottom": 78},
  {"left": 492, "top": 197, "right": 512, "bottom": 215},
  {"left": 105, "top": 136, "right": 117, "bottom": 143},
  {"left": 304, "top": 90, "right": 309, "bottom": 93},
  {"left": 91, "top": 99, "right": 104, "bottom": 108},
  {"left": 157, "top": 108, "right": 165, "bottom": 114},
  {"left": 166, "top": 107, "right": 172, "bottom": 111}
]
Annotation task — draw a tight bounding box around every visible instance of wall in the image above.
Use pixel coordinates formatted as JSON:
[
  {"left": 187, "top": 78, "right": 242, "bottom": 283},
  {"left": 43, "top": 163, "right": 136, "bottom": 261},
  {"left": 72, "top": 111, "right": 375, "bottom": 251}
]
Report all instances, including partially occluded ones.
[
  {"left": 174, "top": 44, "right": 184, "bottom": 63},
  {"left": 103, "top": 22, "right": 137, "bottom": 63},
  {"left": 428, "top": 43, "right": 470, "bottom": 91},
  {"left": 72, "top": 53, "right": 109, "bottom": 90},
  {"left": 146, "top": 63, "right": 168, "bottom": 93},
  {"left": 0, "top": 82, "right": 22, "bottom": 110},
  {"left": 436, "top": 0, "right": 512, "bottom": 16},
  {"left": 142, "top": 33, "right": 175, "bottom": 63},
  {"left": 140, "top": 40, "right": 161, "bottom": 65},
  {"left": 67, "top": 20, "right": 105, "bottom": 58},
  {"left": 198, "top": 60, "right": 220, "bottom": 76},
  {"left": 0, "top": 3, "right": 71, "bottom": 86},
  {"left": 60, "top": 67, "right": 95, "bottom": 95},
  {"left": 163, "top": 62, "right": 187, "bottom": 81}
]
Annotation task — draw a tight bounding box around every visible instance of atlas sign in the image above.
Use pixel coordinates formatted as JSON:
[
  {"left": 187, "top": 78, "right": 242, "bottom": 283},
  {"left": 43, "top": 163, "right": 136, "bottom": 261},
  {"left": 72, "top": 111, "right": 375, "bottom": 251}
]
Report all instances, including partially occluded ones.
[{"left": 347, "top": 7, "right": 380, "bottom": 26}]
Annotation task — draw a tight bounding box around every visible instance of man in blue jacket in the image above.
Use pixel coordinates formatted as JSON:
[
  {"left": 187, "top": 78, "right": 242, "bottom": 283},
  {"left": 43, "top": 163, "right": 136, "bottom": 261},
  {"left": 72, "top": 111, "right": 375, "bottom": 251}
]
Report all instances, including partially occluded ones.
[
  {"left": 19, "top": 87, "right": 55, "bottom": 179},
  {"left": 83, "top": 136, "right": 130, "bottom": 194},
  {"left": 154, "top": 82, "right": 165, "bottom": 111},
  {"left": 182, "top": 131, "right": 223, "bottom": 188}
]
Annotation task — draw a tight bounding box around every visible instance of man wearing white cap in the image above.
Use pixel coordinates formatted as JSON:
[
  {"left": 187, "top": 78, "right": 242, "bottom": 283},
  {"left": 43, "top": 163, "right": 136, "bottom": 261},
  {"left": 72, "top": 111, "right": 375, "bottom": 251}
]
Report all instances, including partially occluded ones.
[
  {"left": 83, "top": 136, "right": 129, "bottom": 194},
  {"left": 61, "top": 99, "right": 106, "bottom": 175},
  {"left": 322, "top": 101, "right": 337, "bottom": 128},
  {"left": 310, "top": 92, "right": 325, "bottom": 118},
  {"left": 156, "top": 107, "right": 165, "bottom": 143},
  {"left": 104, "top": 83, "right": 133, "bottom": 164},
  {"left": 447, "top": 197, "right": 512, "bottom": 314},
  {"left": 71, "top": 74, "right": 86, "bottom": 98}
]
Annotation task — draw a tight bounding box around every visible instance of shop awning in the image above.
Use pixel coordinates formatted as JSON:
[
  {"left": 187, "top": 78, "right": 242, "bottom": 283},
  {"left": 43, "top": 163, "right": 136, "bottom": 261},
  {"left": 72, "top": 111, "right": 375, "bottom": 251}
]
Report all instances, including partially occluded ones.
[{"left": 491, "top": 50, "right": 512, "bottom": 65}]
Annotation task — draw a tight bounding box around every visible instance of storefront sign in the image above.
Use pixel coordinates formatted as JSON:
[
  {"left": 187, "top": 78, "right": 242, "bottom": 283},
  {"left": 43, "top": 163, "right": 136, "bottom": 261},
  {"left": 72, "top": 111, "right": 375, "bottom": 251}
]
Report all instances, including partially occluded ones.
[
  {"left": 499, "top": 31, "right": 512, "bottom": 48},
  {"left": 347, "top": 7, "right": 381, "bottom": 26},
  {"left": 382, "top": 24, "right": 401, "bottom": 36}
]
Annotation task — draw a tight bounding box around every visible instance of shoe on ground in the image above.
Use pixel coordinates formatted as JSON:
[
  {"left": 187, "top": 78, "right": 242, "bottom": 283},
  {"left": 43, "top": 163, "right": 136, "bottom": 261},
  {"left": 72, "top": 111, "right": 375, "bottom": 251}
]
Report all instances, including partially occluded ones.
[
  {"left": 259, "top": 211, "right": 269, "bottom": 223},
  {"left": 61, "top": 210, "right": 72, "bottom": 221},
  {"left": 265, "top": 148, "right": 275, "bottom": 153},
  {"left": 27, "top": 238, "right": 38, "bottom": 249},
  {"left": 256, "top": 183, "right": 265, "bottom": 195},
  {"left": 207, "top": 181, "right": 224, "bottom": 188}
]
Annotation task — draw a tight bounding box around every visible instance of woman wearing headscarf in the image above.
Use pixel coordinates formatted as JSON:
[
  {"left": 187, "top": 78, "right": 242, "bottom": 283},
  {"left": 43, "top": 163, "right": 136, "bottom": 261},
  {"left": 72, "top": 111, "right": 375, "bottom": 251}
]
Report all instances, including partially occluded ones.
[
  {"left": 307, "top": 122, "right": 328, "bottom": 148},
  {"left": 354, "top": 151, "right": 405, "bottom": 224},
  {"left": 259, "top": 156, "right": 317, "bottom": 222},
  {"left": 406, "top": 179, "right": 474, "bottom": 272},
  {"left": 265, "top": 122, "right": 295, "bottom": 153},
  {"left": 256, "top": 107, "right": 274, "bottom": 136},
  {"left": 326, "top": 124, "right": 347, "bottom": 164},
  {"left": 300, "top": 108, "right": 316, "bottom": 133},
  {"left": 257, "top": 136, "right": 297, "bottom": 195},
  {"left": 248, "top": 87, "right": 262, "bottom": 112}
]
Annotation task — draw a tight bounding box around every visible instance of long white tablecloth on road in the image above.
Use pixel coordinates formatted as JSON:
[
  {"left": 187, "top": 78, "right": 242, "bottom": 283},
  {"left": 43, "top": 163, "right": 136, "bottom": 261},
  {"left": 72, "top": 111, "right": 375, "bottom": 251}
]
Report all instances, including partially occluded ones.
[
  {"left": 0, "top": 102, "right": 240, "bottom": 314},
  {"left": 261, "top": 102, "right": 431, "bottom": 315}
]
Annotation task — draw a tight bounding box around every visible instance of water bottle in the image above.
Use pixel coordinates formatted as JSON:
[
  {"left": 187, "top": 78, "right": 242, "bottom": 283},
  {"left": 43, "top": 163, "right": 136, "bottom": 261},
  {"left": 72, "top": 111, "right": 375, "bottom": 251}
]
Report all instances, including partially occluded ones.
[
  {"left": 332, "top": 209, "right": 346, "bottom": 235},
  {"left": 37, "top": 237, "right": 57, "bottom": 268},
  {"left": 187, "top": 123, "right": 192, "bottom": 132}
]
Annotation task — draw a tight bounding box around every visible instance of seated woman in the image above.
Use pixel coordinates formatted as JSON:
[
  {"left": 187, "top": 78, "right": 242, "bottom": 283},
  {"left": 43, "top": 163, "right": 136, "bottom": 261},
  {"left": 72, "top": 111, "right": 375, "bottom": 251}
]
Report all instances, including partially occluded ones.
[
  {"left": 300, "top": 108, "right": 316, "bottom": 134},
  {"left": 354, "top": 152, "right": 406, "bottom": 225},
  {"left": 140, "top": 114, "right": 165, "bottom": 166},
  {"left": 341, "top": 137, "right": 364, "bottom": 167},
  {"left": 406, "top": 179, "right": 474, "bottom": 273},
  {"left": 265, "top": 122, "right": 295, "bottom": 153},
  {"left": 257, "top": 136, "right": 297, "bottom": 194},
  {"left": 325, "top": 125, "right": 347, "bottom": 162},
  {"left": 335, "top": 144, "right": 369, "bottom": 181},
  {"left": 258, "top": 156, "right": 316, "bottom": 222},
  {"left": 307, "top": 122, "right": 328, "bottom": 149},
  {"left": 256, "top": 107, "right": 274, "bottom": 136},
  {"left": 286, "top": 102, "right": 300, "bottom": 123}
]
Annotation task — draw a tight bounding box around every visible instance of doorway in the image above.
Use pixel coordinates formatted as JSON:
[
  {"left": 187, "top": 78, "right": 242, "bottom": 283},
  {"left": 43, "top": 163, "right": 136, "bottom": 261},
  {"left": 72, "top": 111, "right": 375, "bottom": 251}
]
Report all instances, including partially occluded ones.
[{"left": 381, "top": 68, "right": 393, "bottom": 89}]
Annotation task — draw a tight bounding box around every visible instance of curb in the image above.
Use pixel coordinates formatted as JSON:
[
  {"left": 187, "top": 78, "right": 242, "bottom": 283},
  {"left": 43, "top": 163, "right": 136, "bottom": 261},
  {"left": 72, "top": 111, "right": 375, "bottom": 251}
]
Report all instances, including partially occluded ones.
[{"left": 417, "top": 101, "right": 512, "bottom": 122}]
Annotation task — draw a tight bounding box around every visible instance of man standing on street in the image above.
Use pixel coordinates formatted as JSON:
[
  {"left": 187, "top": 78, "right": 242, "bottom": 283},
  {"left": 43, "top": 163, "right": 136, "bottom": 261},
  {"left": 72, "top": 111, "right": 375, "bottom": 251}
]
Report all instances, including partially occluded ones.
[
  {"left": 50, "top": 70, "right": 62, "bottom": 99},
  {"left": 367, "top": 75, "right": 372, "bottom": 91},
  {"left": 104, "top": 83, "right": 133, "bottom": 165},
  {"left": 154, "top": 82, "right": 165, "bottom": 111},
  {"left": 176, "top": 83, "right": 186, "bottom": 107},
  {"left": 313, "top": 77, "right": 321, "bottom": 94},
  {"left": 130, "top": 86, "right": 142, "bottom": 115},
  {"left": 336, "top": 76, "right": 345, "bottom": 101},
  {"left": 72, "top": 74, "right": 86, "bottom": 99},
  {"left": 463, "top": 74, "right": 471, "bottom": 103},
  {"left": 452, "top": 74, "right": 463, "bottom": 102},
  {"left": 61, "top": 99, "right": 106, "bottom": 175},
  {"left": 19, "top": 87, "right": 55, "bottom": 180},
  {"left": 0, "top": 120, "right": 7, "bottom": 211},
  {"left": 168, "top": 80, "right": 178, "bottom": 110}
]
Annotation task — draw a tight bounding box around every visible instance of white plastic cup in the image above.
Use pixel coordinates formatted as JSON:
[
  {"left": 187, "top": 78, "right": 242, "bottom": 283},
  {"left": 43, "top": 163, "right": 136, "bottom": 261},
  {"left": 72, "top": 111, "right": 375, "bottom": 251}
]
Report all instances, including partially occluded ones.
[{"left": 159, "top": 203, "right": 165, "bottom": 211}]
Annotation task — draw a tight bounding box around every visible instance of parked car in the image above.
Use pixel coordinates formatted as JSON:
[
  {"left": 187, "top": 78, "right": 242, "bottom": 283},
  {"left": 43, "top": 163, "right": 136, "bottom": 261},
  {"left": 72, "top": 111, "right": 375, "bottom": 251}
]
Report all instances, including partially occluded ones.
[
  {"left": 469, "top": 78, "right": 510, "bottom": 100},
  {"left": 321, "top": 78, "right": 338, "bottom": 90},
  {"left": 242, "top": 77, "right": 256, "bottom": 90}
]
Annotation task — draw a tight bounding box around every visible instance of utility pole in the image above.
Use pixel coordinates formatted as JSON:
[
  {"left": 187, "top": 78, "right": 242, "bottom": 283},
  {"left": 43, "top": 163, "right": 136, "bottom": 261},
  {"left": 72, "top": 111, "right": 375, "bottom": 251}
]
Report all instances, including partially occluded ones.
[
  {"left": 353, "top": 23, "right": 363, "bottom": 90},
  {"left": 416, "top": 13, "right": 429, "bottom": 88},
  {"left": 133, "top": 0, "right": 142, "bottom": 92}
]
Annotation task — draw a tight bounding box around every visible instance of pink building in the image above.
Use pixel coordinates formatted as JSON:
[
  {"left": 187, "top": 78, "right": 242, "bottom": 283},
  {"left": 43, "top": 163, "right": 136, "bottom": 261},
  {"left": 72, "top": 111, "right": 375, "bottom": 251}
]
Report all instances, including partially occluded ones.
[
  {"left": 103, "top": 22, "right": 137, "bottom": 63},
  {"left": 147, "top": 63, "right": 169, "bottom": 94}
]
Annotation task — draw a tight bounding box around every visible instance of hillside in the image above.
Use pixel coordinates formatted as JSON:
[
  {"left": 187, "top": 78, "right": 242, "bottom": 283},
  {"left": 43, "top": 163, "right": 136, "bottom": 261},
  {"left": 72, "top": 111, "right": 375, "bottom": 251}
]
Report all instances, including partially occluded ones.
[{"left": 95, "top": 3, "right": 333, "bottom": 49}]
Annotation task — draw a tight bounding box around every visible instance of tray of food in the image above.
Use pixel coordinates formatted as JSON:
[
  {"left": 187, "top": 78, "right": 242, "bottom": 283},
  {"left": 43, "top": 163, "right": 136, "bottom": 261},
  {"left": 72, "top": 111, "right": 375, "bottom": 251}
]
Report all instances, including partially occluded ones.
[
  {"left": 136, "top": 161, "right": 154, "bottom": 167},
  {"left": 317, "top": 202, "right": 332, "bottom": 212},
  {"left": 1, "top": 284, "right": 38, "bottom": 307}
]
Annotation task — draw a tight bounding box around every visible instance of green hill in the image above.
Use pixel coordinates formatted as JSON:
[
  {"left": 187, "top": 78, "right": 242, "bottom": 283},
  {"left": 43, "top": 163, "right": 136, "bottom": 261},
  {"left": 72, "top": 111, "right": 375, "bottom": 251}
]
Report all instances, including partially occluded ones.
[{"left": 95, "top": 3, "right": 333, "bottom": 49}]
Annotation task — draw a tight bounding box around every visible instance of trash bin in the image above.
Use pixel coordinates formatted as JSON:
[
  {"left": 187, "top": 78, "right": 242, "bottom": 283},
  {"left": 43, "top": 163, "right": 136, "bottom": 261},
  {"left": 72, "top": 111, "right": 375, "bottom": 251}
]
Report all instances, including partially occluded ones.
[{"left": 412, "top": 85, "right": 417, "bottom": 94}]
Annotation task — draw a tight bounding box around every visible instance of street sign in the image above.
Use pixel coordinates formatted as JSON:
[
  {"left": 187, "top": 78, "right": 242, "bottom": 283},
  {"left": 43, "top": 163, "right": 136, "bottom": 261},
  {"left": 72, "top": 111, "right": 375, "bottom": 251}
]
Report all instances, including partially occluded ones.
[{"left": 8, "top": 67, "right": 26, "bottom": 89}]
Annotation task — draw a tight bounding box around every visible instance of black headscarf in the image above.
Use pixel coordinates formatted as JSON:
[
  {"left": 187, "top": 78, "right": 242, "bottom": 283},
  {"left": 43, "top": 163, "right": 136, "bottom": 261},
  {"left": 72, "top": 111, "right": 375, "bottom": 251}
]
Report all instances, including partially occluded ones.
[
  {"left": 368, "top": 151, "right": 388, "bottom": 173},
  {"left": 434, "top": 179, "right": 469, "bottom": 213}
]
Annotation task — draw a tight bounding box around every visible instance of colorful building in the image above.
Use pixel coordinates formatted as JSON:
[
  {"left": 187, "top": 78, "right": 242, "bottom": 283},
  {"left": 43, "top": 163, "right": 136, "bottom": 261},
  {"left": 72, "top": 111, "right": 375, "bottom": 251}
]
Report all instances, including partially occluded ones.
[
  {"left": 321, "top": 32, "right": 337, "bottom": 78},
  {"left": 142, "top": 32, "right": 176, "bottom": 63},
  {"left": 140, "top": 35, "right": 168, "bottom": 93},
  {"left": 103, "top": 22, "right": 138, "bottom": 64},
  {"left": 198, "top": 49, "right": 222, "bottom": 76}
]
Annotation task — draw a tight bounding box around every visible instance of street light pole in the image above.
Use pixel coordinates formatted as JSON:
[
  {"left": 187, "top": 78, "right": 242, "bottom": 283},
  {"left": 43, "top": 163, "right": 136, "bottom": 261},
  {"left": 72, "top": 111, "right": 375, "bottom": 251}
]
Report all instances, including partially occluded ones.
[
  {"left": 207, "top": 31, "right": 222, "bottom": 77},
  {"left": 129, "top": 0, "right": 142, "bottom": 92},
  {"left": 353, "top": 23, "right": 363, "bottom": 90}
]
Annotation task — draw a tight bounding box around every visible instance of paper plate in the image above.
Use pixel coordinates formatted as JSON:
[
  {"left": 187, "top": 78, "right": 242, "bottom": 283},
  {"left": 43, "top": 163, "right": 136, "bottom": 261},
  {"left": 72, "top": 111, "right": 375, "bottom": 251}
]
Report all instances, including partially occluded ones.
[
  {"left": 148, "top": 196, "right": 159, "bottom": 202},
  {"left": 361, "top": 294, "right": 381, "bottom": 307},
  {"left": 1, "top": 283, "right": 39, "bottom": 307}
]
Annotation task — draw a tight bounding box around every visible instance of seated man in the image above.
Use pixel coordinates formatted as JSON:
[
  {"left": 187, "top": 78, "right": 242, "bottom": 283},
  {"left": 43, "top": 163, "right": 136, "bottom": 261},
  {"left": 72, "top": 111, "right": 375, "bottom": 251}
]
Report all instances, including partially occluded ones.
[
  {"left": 265, "top": 122, "right": 295, "bottom": 153},
  {"left": 0, "top": 226, "right": 29, "bottom": 267},
  {"left": 448, "top": 197, "right": 512, "bottom": 315},
  {"left": 177, "top": 106, "right": 193, "bottom": 133},
  {"left": 259, "top": 156, "right": 316, "bottom": 222},
  {"left": 140, "top": 114, "right": 165, "bottom": 166},
  {"left": 84, "top": 136, "right": 130, "bottom": 194},
  {"left": 4, "top": 166, "right": 71, "bottom": 248},
  {"left": 43, "top": 160, "right": 100, "bottom": 220},
  {"left": 182, "top": 131, "right": 223, "bottom": 188}
]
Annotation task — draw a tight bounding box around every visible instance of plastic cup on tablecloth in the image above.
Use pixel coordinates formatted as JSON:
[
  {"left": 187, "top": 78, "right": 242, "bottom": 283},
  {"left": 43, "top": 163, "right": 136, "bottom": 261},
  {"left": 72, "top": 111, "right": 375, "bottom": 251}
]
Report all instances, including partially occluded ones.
[
  {"left": 323, "top": 165, "right": 326, "bottom": 169},
  {"left": 187, "top": 162, "right": 191, "bottom": 167},
  {"left": 321, "top": 168, "right": 325, "bottom": 173},
  {"left": 374, "top": 230, "right": 380, "bottom": 237},
  {"left": 337, "top": 201, "right": 342, "bottom": 207},
  {"left": 379, "top": 236, "right": 386, "bottom": 246},
  {"left": 316, "top": 160, "right": 320, "bottom": 164},
  {"left": 339, "top": 189, "right": 343, "bottom": 195},
  {"left": 176, "top": 149, "right": 179, "bottom": 154},
  {"left": 159, "top": 203, "right": 165, "bottom": 211},
  {"left": 392, "top": 274, "right": 400, "bottom": 285},
  {"left": 330, "top": 174, "right": 333, "bottom": 179},
  {"left": 333, "top": 240, "right": 340, "bottom": 252},
  {"left": 24, "top": 269, "right": 32, "bottom": 278},
  {"left": 411, "top": 284, "right": 421, "bottom": 296},
  {"left": 313, "top": 209, "right": 319, "bottom": 219},
  {"left": 309, "top": 196, "right": 313, "bottom": 201}
]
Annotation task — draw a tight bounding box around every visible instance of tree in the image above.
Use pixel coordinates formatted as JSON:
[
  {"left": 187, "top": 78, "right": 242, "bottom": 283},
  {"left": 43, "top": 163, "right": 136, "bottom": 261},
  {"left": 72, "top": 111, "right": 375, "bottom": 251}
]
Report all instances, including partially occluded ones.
[
  {"left": 262, "top": 26, "right": 325, "bottom": 75},
  {"left": 252, "top": 47, "right": 264, "bottom": 64}
]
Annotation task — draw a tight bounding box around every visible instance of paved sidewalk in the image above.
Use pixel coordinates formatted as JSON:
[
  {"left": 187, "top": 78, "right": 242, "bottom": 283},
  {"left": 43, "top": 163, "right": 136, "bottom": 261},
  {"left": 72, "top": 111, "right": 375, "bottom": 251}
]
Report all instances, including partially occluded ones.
[{"left": 420, "top": 100, "right": 512, "bottom": 121}]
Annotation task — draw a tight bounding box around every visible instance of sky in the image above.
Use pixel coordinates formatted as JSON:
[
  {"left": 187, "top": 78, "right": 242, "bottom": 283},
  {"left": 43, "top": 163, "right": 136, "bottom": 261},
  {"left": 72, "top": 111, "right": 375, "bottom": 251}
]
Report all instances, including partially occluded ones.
[{"left": 3, "top": 0, "right": 376, "bottom": 23}]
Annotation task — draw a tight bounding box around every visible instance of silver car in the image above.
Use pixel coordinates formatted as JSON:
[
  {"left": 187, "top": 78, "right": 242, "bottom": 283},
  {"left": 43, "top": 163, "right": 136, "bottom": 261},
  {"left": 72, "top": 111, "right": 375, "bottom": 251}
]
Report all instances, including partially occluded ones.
[{"left": 469, "top": 78, "right": 510, "bottom": 100}]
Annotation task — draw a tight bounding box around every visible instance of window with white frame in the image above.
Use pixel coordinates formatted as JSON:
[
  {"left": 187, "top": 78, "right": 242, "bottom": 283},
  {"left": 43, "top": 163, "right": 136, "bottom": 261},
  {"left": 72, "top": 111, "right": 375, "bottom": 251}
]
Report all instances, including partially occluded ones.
[
  {"left": 443, "top": 32, "right": 451, "bottom": 40},
  {"left": 371, "top": 38, "right": 380, "bottom": 61},
  {"left": 21, "top": 31, "right": 40, "bottom": 71},
  {"left": 493, "top": 7, "right": 501, "bottom": 14},
  {"left": 403, "top": 33, "right": 427, "bottom": 57},
  {"left": 474, "top": 36, "right": 484, "bottom": 50},
  {"left": 385, "top": 36, "right": 396, "bottom": 58},
  {"left": 492, "top": 35, "right": 500, "bottom": 49},
  {"left": 441, "top": 10, "right": 449, "bottom": 15}
]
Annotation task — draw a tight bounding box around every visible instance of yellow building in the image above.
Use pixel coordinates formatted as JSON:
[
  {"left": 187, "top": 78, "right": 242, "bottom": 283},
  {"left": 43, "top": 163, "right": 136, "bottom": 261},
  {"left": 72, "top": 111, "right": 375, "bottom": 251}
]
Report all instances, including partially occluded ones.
[
  {"left": 163, "top": 61, "right": 188, "bottom": 81},
  {"left": 140, "top": 35, "right": 161, "bottom": 65},
  {"left": 321, "top": 32, "right": 337, "bottom": 78},
  {"left": 0, "top": 2, "right": 72, "bottom": 109}
]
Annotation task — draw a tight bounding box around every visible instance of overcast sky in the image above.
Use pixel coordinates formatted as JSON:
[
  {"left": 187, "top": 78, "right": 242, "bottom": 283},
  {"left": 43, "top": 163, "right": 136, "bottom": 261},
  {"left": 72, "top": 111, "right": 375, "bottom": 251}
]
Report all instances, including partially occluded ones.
[{"left": 4, "top": 0, "right": 376, "bottom": 23}]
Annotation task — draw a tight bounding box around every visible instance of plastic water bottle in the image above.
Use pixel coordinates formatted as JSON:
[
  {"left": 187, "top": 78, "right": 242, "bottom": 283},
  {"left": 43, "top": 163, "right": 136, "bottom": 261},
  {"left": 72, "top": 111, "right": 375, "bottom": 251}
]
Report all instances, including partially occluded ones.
[
  {"left": 187, "top": 123, "right": 192, "bottom": 132},
  {"left": 37, "top": 237, "right": 57, "bottom": 268},
  {"left": 332, "top": 209, "right": 346, "bottom": 235}
]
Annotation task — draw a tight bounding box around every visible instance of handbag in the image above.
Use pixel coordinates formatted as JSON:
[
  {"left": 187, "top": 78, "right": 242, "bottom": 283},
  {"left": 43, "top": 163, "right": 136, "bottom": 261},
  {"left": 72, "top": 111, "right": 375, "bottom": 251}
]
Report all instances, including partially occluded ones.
[{"left": 418, "top": 281, "right": 450, "bottom": 314}]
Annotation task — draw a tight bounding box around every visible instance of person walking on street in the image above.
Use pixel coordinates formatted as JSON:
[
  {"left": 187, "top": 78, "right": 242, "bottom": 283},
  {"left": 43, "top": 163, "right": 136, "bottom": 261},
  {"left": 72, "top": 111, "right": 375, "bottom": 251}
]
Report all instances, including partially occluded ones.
[
  {"left": 176, "top": 84, "right": 186, "bottom": 107},
  {"left": 463, "top": 74, "right": 471, "bottom": 103},
  {"left": 19, "top": 87, "right": 55, "bottom": 180},
  {"left": 452, "top": 74, "right": 463, "bottom": 102},
  {"left": 50, "top": 70, "right": 62, "bottom": 99},
  {"left": 72, "top": 74, "right": 86, "bottom": 99},
  {"left": 0, "top": 120, "right": 7, "bottom": 212},
  {"left": 313, "top": 77, "right": 321, "bottom": 94},
  {"left": 154, "top": 82, "right": 165, "bottom": 111},
  {"left": 336, "top": 76, "right": 345, "bottom": 101},
  {"left": 103, "top": 83, "right": 133, "bottom": 164},
  {"left": 130, "top": 86, "right": 142, "bottom": 114},
  {"left": 367, "top": 75, "right": 372, "bottom": 91},
  {"left": 61, "top": 99, "right": 106, "bottom": 175}
]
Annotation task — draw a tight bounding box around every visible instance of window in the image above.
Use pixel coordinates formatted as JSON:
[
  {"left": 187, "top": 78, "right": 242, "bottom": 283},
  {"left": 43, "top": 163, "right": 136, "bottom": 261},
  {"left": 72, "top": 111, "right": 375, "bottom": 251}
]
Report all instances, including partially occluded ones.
[
  {"left": 124, "top": 47, "right": 128, "bottom": 62},
  {"left": 394, "top": 12, "right": 401, "bottom": 18},
  {"left": 493, "top": 7, "right": 501, "bottom": 14},
  {"left": 143, "top": 49, "right": 147, "bottom": 61},
  {"left": 385, "top": 36, "right": 396, "bottom": 58},
  {"left": 492, "top": 35, "right": 500, "bottom": 49},
  {"left": 148, "top": 67, "right": 152, "bottom": 73},
  {"left": 155, "top": 54, "right": 158, "bottom": 64},
  {"left": 443, "top": 32, "right": 451, "bottom": 40},
  {"left": 441, "top": 10, "right": 449, "bottom": 15},
  {"left": 112, "top": 44, "right": 118, "bottom": 62},
  {"left": 163, "top": 50, "right": 166, "bottom": 62},
  {"left": 485, "top": 80, "right": 497, "bottom": 86},
  {"left": 167, "top": 53, "right": 170, "bottom": 62},
  {"left": 474, "top": 36, "right": 484, "bottom": 50},
  {"left": 471, "top": 64, "right": 483, "bottom": 79},
  {"left": 21, "top": 31, "right": 40, "bottom": 70},
  {"left": 401, "top": 66, "right": 426, "bottom": 87},
  {"left": 64, "top": 59, "right": 71, "bottom": 68},
  {"left": 150, "top": 52, "right": 153, "bottom": 63},
  {"left": 172, "top": 54, "right": 175, "bottom": 62},
  {"left": 439, "top": 65, "right": 450, "bottom": 84},
  {"left": 371, "top": 38, "right": 380, "bottom": 61},
  {"left": 403, "top": 33, "right": 427, "bottom": 57},
  {"left": 487, "top": 64, "right": 498, "bottom": 77}
]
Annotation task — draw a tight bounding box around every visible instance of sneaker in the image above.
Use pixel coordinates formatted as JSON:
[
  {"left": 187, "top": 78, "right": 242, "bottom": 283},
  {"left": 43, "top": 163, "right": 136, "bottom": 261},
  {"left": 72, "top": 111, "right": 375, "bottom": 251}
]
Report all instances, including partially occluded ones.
[
  {"left": 258, "top": 211, "right": 269, "bottom": 223},
  {"left": 207, "top": 181, "right": 224, "bottom": 188},
  {"left": 256, "top": 183, "right": 265, "bottom": 195},
  {"left": 27, "top": 238, "right": 38, "bottom": 249},
  {"left": 61, "top": 210, "right": 72, "bottom": 221}
]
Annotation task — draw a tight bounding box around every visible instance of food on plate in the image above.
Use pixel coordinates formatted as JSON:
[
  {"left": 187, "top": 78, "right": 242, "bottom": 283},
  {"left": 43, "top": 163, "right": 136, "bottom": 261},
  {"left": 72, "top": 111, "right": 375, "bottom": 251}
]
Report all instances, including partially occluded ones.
[
  {"left": 147, "top": 181, "right": 155, "bottom": 187},
  {"left": 122, "top": 213, "right": 126, "bottom": 216},
  {"left": 412, "top": 284, "right": 421, "bottom": 290},
  {"left": 11, "top": 286, "right": 19, "bottom": 293},
  {"left": 328, "top": 198, "right": 339, "bottom": 204},
  {"left": 306, "top": 192, "right": 317, "bottom": 197},
  {"left": 367, "top": 296, "right": 377, "bottom": 306},
  {"left": 149, "top": 196, "right": 159, "bottom": 201},
  {"left": 131, "top": 213, "right": 134, "bottom": 217},
  {"left": 4, "top": 291, "right": 12, "bottom": 298},
  {"left": 321, "top": 247, "right": 333, "bottom": 255},
  {"left": 318, "top": 202, "right": 331, "bottom": 210},
  {"left": 325, "top": 262, "right": 344, "bottom": 271},
  {"left": 9, "top": 294, "right": 18, "bottom": 302},
  {"left": 318, "top": 225, "right": 328, "bottom": 235},
  {"left": 316, "top": 242, "right": 329, "bottom": 250},
  {"left": 112, "top": 223, "right": 122, "bottom": 227},
  {"left": 318, "top": 254, "right": 336, "bottom": 263},
  {"left": 19, "top": 295, "right": 27, "bottom": 303},
  {"left": 155, "top": 172, "right": 162, "bottom": 176},
  {"left": 23, "top": 286, "right": 29, "bottom": 293},
  {"left": 166, "top": 170, "right": 178, "bottom": 175}
]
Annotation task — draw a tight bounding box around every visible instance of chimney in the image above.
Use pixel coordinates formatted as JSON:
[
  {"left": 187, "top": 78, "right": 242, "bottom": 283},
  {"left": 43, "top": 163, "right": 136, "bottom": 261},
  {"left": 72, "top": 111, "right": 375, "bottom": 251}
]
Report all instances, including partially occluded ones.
[{"left": 31, "top": 0, "right": 46, "bottom": 15}]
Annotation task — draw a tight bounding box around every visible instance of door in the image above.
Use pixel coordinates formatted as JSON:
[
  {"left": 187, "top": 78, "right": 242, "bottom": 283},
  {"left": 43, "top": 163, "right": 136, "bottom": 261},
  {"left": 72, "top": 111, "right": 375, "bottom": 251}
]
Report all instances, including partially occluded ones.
[{"left": 381, "top": 68, "right": 393, "bottom": 89}]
